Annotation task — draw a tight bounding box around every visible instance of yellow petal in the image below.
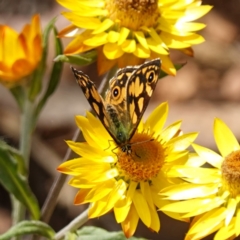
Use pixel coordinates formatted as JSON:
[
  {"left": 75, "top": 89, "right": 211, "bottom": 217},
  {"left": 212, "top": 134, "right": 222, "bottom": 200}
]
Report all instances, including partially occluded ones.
[
  {"left": 166, "top": 132, "right": 198, "bottom": 151},
  {"left": 57, "top": 0, "right": 105, "bottom": 10},
  {"left": 133, "top": 190, "right": 151, "bottom": 227},
  {"left": 133, "top": 44, "right": 150, "bottom": 58},
  {"left": 158, "top": 54, "right": 176, "bottom": 75},
  {"left": 187, "top": 208, "right": 226, "bottom": 238},
  {"left": 127, "top": 181, "right": 137, "bottom": 199},
  {"left": 140, "top": 181, "right": 154, "bottom": 207},
  {"left": 89, "top": 179, "right": 126, "bottom": 218},
  {"left": 121, "top": 204, "right": 139, "bottom": 238},
  {"left": 161, "top": 197, "right": 223, "bottom": 215},
  {"left": 86, "top": 111, "right": 112, "bottom": 142},
  {"left": 107, "top": 31, "right": 120, "bottom": 43},
  {"left": 66, "top": 141, "right": 114, "bottom": 160},
  {"left": 186, "top": 153, "right": 206, "bottom": 167},
  {"left": 121, "top": 39, "right": 136, "bottom": 53},
  {"left": 161, "top": 32, "right": 204, "bottom": 48},
  {"left": 84, "top": 32, "right": 108, "bottom": 46},
  {"left": 114, "top": 197, "right": 131, "bottom": 223},
  {"left": 103, "top": 42, "right": 124, "bottom": 59},
  {"left": 75, "top": 115, "right": 102, "bottom": 148},
  {"left": 175, "top": 22, "right": 206, "bottom": 32},
  {"left": 149, "top": 204, "right": 160, "bottom": 232},
  {"left": 158, "top": 18, "right": 189, "bottom": 36},
  {"left": 225, "top": 198, "right": 237, "bottom": 226},
  {"left": 62, "top": 12, "right": 101, "bottom": 29},
  {"left": 134, "top": 31, "right": 149, "bottom": 49},
  {"left": 192, "top": 143, "right": 223, "bottom": 169},
  {"left": 84, "top": 181, "right": 115, "bottom": 202},
  {"left": 161, "top": 120, "right": 182, "bottom": 142},
  {"left": 183, "top": 197, "right": 225, "bottom": 218},
  {"left": 58, "top": 24, "right": 79, "bottom": 38},
  {"left": 70, "top": 177, "right": 96, "bottom": 188},
  {"left": 0, "top": 26, "right": 22, "bottom": 65},
  {"left": 170, "top": 166, "right": 220, "bottom": 184},
  {"left": 73, "top": 8, "right": 107, "bottom": 17},
  {"left": 147, "top": 38, "right": 168, "bottom": 55},
  {"left": 118, "top": 27, "right": 130, "bottom": 45},
  {"left": 165, "top": 151, "right": 189, "bottom": 165},
  {"left": 159, "top": 32, "right": 182, "bottom": 48},
  {"left": 144, "top": 102, "right": 168, "bottom": 134},
  {"left": 92, "top": 18, "right": 114, "bottom": 34},
  {"left": 214, "top": 118, "right": 240, "bottom": 157},
  {"left": 160, "top": 183, "right": 218, "bottom": 200},
  {"left": 74, "top": 189, "right": 92, "bottom": 204},
  {"left": 235, "top": 209, "right": 240, "bottom": 235},
  {"left": 180, "top": 5, "right": 213, "bottom": 22},
  {"left": 154, "top": 191, "right": 188, "bottom": 222},
  {"left": 64, "top": 31, "right": 93, "bottom": 54},
  {"left": 89, "top": 200, "right": 108, "bottom": 218},
  {"left": 214, "top": 219, "right": 236, "bottom": 240},
  {"left": 149, "top": 27, "right": 168, "bottom": 49}
]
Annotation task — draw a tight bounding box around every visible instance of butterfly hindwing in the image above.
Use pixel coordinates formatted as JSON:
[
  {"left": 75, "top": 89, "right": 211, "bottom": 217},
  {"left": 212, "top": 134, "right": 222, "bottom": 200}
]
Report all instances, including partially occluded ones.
[
  {"left": 105, "top": 66, "right": 138, "bottom": 110},
  {"left": 126, "top": 59, "right": 161, "bottom": 139},
  {"left": 71, "top": 67, "right": 116, "bottom": 140}
]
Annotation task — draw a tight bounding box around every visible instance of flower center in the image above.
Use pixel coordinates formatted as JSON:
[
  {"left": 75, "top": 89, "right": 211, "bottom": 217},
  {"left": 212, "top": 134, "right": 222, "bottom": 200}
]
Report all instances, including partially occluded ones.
[
  {"left": 106, "top": 0, "right": 159, "bottom": 30},
  {"left": 221, "top": 149, "right": 240, "bottom": 197},
  {"left": 116, "top": 132, "right": 165, "bottom": 182}
]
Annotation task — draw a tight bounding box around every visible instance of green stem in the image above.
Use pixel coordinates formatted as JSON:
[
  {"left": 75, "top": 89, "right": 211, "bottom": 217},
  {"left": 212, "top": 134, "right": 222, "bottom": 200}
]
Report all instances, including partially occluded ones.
[
  {"left": 20, "top": 92, "right": 34, "bottom": 166},
  {"left": 54, "top": 208, "right": 89, "bottom": 240},
  {"left": 12, "top": 88, "right": 34, "bottom": 225}
]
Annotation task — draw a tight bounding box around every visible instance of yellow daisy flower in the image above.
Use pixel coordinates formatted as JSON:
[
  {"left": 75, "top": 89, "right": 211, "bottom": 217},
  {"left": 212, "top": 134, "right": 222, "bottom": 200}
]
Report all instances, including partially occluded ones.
[
  {"left": 0, "top": 14, "right": 42, "bottom": 86},
  {"left": 57, "top": 0, "right": 212, "bottom": 75},
  {"left": 160, "top": 118, "right": 240, "bottom": 240},
  {"left": 57, "top": 102, "right": 198, "bottom": 237}
]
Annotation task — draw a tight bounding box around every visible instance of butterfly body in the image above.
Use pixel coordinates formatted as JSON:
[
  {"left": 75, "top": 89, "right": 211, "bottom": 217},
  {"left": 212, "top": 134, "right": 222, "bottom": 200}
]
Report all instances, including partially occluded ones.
[
  {"left": 72, "top": 58, "right": 161, "bottom": 153},
  {"left": 105, "top": 104, "right": 129, "bottom": 144}
]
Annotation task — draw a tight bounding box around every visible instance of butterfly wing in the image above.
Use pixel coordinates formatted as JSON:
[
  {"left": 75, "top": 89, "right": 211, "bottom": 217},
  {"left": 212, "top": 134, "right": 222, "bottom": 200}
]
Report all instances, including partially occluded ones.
[
  {"left": 72, "top": 58, "right": 161, "bottom": 151},
  {"left": 72, "top": 67, "right": 119, "bottom": 142},
  {"left": 126, "top": 58, "right": 161, "bottom": 139},
  {"left": 105, "top": 66, "right": 138, "bottom": 110}
]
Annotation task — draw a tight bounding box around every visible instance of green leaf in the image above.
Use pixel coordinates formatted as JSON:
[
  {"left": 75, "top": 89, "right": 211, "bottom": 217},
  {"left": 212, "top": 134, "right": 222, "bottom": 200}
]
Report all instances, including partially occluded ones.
[
  {"left": 75, "top": 227, "right": 146, "bottom": 240},
  {"left": 0, "top": 140, "right": 26, "bottom": 176},
  {"left": 54, "top": 51, "right": 97, "bottom": 66},
  {"left": 64, "top": 232, "right": 78, "bottom": 240},
  {"left": 10, "top": 85, "right": 24, "bottom": 111},
  {"left": 0, "top": 221, "right": 55, "bottom": 240},
  {"left": 0, "top": 141, "right": 40, "bottom": 219},
  {"left": 28, "top": 17, "right": 57, "bottom": 101},
  {"left": 32, "top": 27, "right": 63, "bottom": 126},
  {"left": 159, "top": 62, "right": 187, "bottom": 79}
]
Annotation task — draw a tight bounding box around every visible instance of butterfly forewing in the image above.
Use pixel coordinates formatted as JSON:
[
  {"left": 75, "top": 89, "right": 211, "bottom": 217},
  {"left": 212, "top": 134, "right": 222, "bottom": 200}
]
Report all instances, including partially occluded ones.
[
  {"left": 71, "top": 67, "right": 119, "bottom": 141},
  {"left": 126, "top": 58, "right": 161, "bottom": 140}
]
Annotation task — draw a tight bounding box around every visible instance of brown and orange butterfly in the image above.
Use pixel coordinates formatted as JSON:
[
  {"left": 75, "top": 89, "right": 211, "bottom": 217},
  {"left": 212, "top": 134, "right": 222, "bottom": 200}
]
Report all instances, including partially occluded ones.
[{"left": 72, "top": 58, "right": 161, "bottom": 153}]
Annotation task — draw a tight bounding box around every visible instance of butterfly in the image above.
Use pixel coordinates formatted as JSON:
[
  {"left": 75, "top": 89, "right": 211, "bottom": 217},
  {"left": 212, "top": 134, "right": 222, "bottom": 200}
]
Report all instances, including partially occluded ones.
[{"left": 72, "top": 58, "right": 161, "bottom": 154}]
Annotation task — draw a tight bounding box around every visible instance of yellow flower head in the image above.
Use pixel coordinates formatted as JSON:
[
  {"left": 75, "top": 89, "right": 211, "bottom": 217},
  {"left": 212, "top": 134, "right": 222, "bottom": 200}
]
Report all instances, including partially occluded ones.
[
  {"left": 57, "top": 0, "right": 212, "bottom": 75},
  {"left": 58, "top": 102, "right": 198, "bottom": 237},
  {"left": 160, "top": 118, "right": 240, "bottom": 240},
  {"left": 0, "top": 14, "right": 42, "bottom": 86}
]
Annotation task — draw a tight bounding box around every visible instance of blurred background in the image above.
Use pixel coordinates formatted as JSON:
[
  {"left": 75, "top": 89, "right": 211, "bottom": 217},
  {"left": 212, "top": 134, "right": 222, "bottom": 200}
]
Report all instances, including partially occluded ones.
[{"left": 1, "top": 0, "right": 240, "bottom": 239}]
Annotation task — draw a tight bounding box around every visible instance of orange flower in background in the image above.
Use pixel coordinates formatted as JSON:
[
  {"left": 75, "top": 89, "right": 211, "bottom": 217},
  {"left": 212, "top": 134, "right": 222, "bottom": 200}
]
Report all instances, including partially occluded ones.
[
  {"left": 57, "top": 0, "right": 212, "bottom": 75},
  {"left": 0, "top": 14, "right": 42, "bottom": 85}
]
